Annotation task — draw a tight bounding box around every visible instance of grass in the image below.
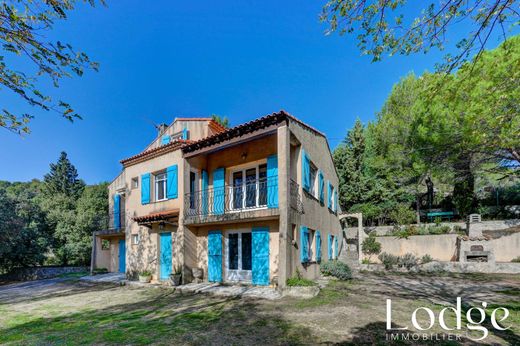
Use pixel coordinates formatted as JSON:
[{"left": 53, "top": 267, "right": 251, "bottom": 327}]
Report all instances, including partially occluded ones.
[
  {"left": 56, "top": 271, "right": 89, "bottom": 279},
  {"left": 286, "top": 277, "right": 316, "bottom": 287}
]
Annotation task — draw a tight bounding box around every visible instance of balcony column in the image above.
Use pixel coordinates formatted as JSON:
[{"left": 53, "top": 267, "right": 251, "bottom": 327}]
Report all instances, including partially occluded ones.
[{"left": 277, "top": 124, "right": 290, "bottom": 289}]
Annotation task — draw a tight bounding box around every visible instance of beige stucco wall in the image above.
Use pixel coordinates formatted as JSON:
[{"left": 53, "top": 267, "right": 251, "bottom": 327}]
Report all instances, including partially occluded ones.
[
  {"left": 94, "top": 237, "right": 123, "bottom": 272},
  {"left": 194, "top": 219, "right": 280, "bottom": 284},
  {"left": 285, "top": 120, "right": 343, "bottom": 280},
  {"left": 146, "top": 119, "right": 215, "bottom": 151},
  {"left": 363, "top": 234, "right": 460, "bottom": 262},
  {"left": 94, "top": 237, "right": 111, "bottom": 271},
  {"left": 491, "top": 232, "right": 520, "bottom": 262}
]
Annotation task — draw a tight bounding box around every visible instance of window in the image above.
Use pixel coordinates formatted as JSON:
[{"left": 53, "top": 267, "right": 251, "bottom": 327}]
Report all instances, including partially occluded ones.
[
  {"left": 132, "top": 234, "right": 140, "bottom": 245},
  {"left": 230, "top": 163, "right": 268, "bottom": 210},
  {"left": 309, "top": 163, "right": 317, "bottom": 197},
  {"left": 101, "top": 239, "right": 110, "bottom": 250},
  {"left": 329, "top": 186, "right": 335, "bottom": 210},
  {"left": 308, "top": 229, "right": 315, "bottom": 261},
  {"left": 189, "top": 171, "right": 197, "bottom": 209},
  {"left": 227, "top": 232, "right": 252, "bottom": 273},
  {"left": 155, "top": 172, "right": 167, "bottom": 201},
  {"left": 131, "top": 177, "right": 139, "bottom": 189}
]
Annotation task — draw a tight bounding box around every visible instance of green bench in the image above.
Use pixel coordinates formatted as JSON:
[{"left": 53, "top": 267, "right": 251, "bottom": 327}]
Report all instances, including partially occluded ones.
[{"left": 426, "top": 211, "right": 455, "bottom": 222}]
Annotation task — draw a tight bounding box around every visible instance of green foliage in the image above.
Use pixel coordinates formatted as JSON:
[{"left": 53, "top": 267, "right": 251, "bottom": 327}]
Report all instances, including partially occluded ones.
[
  {"left": 320, "top": 0, "right": 516, "bottom": 72},
  {"left": 361, "top": 235, "right": 381, "bottom": 260},
  {"left": 0, "top": 1, "right": 103, "bottom": 134},
  {"left": 211, "top": 115, "right": 230, "bottom": 129},
  {"left": 388, "top": 204, "right": 416, "bottom": 226},
  {"left": 378, "top": 252, "right": 399, "bottom": 270},
  {"left": 139, "top": 270, "right": 152, "bottom": 277},
  {"left": 421, "top": 254, "right": 433, "bottom": 264},
  {"left": 398, "top": 253, "right": 418, "bottom": 270},
  {"left": 319, "top": 260, "right": 352, "bottom": 280},
  {"left": 286, "top": 277, "right": 317, "bottom": 287},
  {"left": 512, "top": 257, "right": 520, "bottom": 263}
]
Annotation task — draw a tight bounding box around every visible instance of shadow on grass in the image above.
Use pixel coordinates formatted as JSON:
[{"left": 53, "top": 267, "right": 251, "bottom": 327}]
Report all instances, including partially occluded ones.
[{"left": 0, "top": 289, "right": 315, "bottom": 345}]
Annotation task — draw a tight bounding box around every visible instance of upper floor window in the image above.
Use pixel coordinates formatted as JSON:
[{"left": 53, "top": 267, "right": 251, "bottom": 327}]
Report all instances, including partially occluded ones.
[
  {"left": 231, "top": 163, "right": 267, "bottom": 210},
  {"left": 329, "top": 185, "right": 335, "bottom": 211},
  {"left": 131, "top": 177, "right": 139, "bottom": 189},
  {"left": 309, "top": 163, "right": 318, "bottom": 198},
  {"left": 155, "top": 172, "right": 167, "bottom": 201},
  {"left": 307, "top": 229, "right": 315, "bottom": 261}
]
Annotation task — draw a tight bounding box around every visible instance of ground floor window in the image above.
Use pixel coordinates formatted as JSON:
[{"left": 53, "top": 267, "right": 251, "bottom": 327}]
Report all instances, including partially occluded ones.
[{"left": 226, "top": 232, "right": 252, "bottom": 281}]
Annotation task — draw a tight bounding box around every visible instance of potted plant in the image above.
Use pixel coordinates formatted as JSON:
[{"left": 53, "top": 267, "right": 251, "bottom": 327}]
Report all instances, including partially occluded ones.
[
  {"left": 138, "top": 270, "right": 152, "bottom": 283},
  {"left": 170, "top": 265, "right": 182, "bottom": 286}
]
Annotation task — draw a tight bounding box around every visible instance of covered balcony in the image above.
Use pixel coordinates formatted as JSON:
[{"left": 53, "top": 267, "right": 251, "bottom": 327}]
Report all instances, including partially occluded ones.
[{"left": 184, "top": 176, "right": 279, "bottom": 224}]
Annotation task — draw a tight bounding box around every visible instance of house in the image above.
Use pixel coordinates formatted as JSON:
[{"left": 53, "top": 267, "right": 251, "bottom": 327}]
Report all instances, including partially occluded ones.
[{"left": 91, "top": 111, "right": 342, "bottom": 287}]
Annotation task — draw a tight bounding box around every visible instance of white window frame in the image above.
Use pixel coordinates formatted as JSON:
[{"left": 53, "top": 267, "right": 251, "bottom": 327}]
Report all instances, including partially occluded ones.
[
  {"left": 229, "top": 162, "right": 267, "bottom": 211},
  {"left": 309, "top": 163, "right": 318, "bottom": 198},
  {"left": 155, "top": 172, "right": 167, "bottom": 202},
  {"left": 132, "top": 234, "right": 140, "bottom": 245},
  {"left": 131, "top": 177, "right": 139, "bottom": 189},
  {"left": 224, "top": 230, "right": 253, "bottom": 282},
  {"left": 308, "top": 229, "right": 315, "bottom": 261},
  {"left": 329, "top": 185, "right": 335, "bottom": 211}
]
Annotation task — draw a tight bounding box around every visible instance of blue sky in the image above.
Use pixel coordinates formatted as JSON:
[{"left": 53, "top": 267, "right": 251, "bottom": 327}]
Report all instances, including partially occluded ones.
[{"left": 0, "top": 1, "right": 508, "bottom": 184}]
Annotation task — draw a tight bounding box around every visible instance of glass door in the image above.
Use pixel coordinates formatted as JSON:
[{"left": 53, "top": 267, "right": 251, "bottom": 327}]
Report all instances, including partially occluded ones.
[{"left": 225, "top": 232, "right": 252, "bottom": 282}]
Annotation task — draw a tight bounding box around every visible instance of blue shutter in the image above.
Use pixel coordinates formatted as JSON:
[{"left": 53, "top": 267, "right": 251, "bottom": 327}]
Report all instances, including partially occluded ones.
[
  {"left": 267, "top": 154, "right": 278, "bottom": 208},
  {"left": 208, "top": 231, "right": 222, "bottom": 282},
  {"left": 159, "top": 232, "right": 172, "bottom": 280},
  {"left": 213, "top": 168, "right": 225, "bottom": 215},
  {"left": 302, "top": 149, "right": 310, "bottom": 191},
  {"left": 327, "top": 181, "right": 332, "bottom": 209},
  {"left": 300, "top": 226, "right": 309, "bottom": 263},
  {"left": 334, "top": 236, "right": 339, "bottom": 259},
  {"left": 161, "top": 135, "right": 170, "bottom": 145},
  {"left": 113, "top": 194, "right": 121, "bottom": 229},
  {"left": 166, "top": 165, "right": 178, "bottom": 199},
  {"left": 318, "top": 171, "right": 324, "bottom": 204},
  {"left": 202, "top": 170, "right": 209, "bottom": 215},
  {"left": 118, "top": 239, "right": 126, "bottom": 273},
  {"left": 316, "top": 230, "right": 321, "bottom": 262},
  {"left": 141, "top": 173, "right": 150, "bottom": 205},
  {"left": 328, "top": 234, "right": 332, "bottom": 260},
  {"left": 182, "top": 127, "right": 189, "bottom": 140},
  {"left": 252, "top": 227, "right": 270, "bottom": 285}
]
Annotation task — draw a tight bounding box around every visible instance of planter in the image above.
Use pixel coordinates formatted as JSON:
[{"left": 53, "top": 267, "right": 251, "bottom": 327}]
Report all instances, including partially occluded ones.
[
  {"left": 170, "top": 274, "right": 182, "bottom": 286},
  {"left": 138, "top": 275, "right": 151, "bottom": 283}
]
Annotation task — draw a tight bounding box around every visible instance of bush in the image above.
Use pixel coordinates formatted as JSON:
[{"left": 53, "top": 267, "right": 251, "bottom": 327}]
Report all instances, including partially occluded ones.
[
  {"left": 362, "top": 235, "right": 381, "bottom": 261},
  {"left": 512, "top": 257, "right": 520, "bottom": 263},
  {"left": 398, "top": 253, "right": 418, "bottom": 270},
  {"left": 389, "top": 204, "right": 416, "bottom": 226},
  {"left": 361, "top": 258, "right": 371, "bottom": 264},
  {"left": 421, "top": 254, "right": 433, "bottom": 264},
  {"left": 418, "top": 225, "right": 430, "bottom": 235},
  {"left": 139, "top": 270, "right": 152, "bottom": 277},
  {"left": 428, "top": 225, "right": 451, "bottom": 235},
  {"left": 320, "top": 260, "right": 352, "bottom": 280},
  {"left": 378, "top": 252, "right": 399, "bottom": 270}
]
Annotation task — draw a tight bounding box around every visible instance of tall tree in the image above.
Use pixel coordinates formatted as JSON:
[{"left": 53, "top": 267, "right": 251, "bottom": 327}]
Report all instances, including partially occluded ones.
[
  {"left": 43, "top": 151, "right": 85, "bottom": 198},
  {"left": 321, "top": 0, "right": 519, "bottom": 71},
  {"left": 1, "top": 0, "right": 103, "bottom": 134}
]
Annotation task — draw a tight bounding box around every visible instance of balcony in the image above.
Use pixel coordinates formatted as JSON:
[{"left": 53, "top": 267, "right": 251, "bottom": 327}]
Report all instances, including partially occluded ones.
[
  {"left": 108, "top": 210, "right": 126, "bottom": 231},
  {"left": 184, "top": 177, "right": 279, "bottom": 224}
]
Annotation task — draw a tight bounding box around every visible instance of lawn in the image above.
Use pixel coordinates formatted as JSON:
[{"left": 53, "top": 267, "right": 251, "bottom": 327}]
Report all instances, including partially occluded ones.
[{"left": 0, "top": 272, "right": 519, "bottom": 345}]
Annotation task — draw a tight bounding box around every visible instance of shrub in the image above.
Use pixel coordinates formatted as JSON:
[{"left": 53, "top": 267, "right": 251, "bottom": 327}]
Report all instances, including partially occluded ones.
[
  {"left": 139, "top": 270, "right": 152, "bottom": 277},
  {"left": 287, "top": 277, "right": 317, "bottom": 287},
  {"left": 378, "top": 252, "right": 399, "bottom": 270},
  {"left": 389, "top": 204, "right": 416, "bottom": 226},
  {"left": 421, "top": 254, "right": 433, "bottom": 264},
  {"left": 512, "top": 257, "right": 520, "bottom": 263},
  {"left": 428, "top": 225, "right": 451, "bottom": 235},
  {"left": 361, "top": 258, "right": 371, "bottom": 264},
  {"left": 362, "top": 235, "right": 381, "bottom": 261},
  {"left": 320, "top": 260, "right": 352, "bottom": 280},
  {"left": 418, "top": 225, "right": 430, "bottom": 235},
  {"left": 398, "top": 253, "right": 418, "bottom": 270}
]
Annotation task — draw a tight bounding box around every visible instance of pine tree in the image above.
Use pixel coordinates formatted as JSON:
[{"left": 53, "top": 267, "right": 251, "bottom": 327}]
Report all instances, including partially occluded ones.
[{"left": 43, "top": 152, "right": 85, "bottom": 198}]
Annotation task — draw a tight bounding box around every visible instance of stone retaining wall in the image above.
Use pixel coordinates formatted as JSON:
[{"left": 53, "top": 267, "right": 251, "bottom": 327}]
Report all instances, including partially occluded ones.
[
  {"left": 359, "top": 262, "right": 520, "bottom": 274},
  {"left": 0, "top": 266, "right": 88, "bottom": 282}
]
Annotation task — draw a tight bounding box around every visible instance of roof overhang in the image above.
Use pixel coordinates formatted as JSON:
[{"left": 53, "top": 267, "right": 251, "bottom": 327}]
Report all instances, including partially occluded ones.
[{"left": 132, "top": 209, "right": 180, "bottom": 228}]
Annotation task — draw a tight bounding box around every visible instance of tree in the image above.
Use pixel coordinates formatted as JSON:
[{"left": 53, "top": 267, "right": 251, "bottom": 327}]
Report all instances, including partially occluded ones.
[
  {"left": 211, "top": 114, "right": 230, "bottom": 128},
  {"left": 321, "top": 0, "right": 519, "bottom": 71},
  {"left": 0, "top": 182, "right": 50, "bottom": 272},
  {"left": 333, "top": 118, "right": 367, "bottom": 210},
  {"left": 43, "top": 151, "right": 85, "bottom": 198},
  {"left": 1, "top": 0, "right": 103, "bottom": 134}
]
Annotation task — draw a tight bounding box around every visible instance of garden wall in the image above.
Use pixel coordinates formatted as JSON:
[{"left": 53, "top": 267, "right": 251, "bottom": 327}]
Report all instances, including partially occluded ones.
[
  {"left": 349, "top": 219, "right": 520, "bottom": 236},
  {"left": 365, "top": 234, "right": 459, "bottom": 262},
  {"left": 0, "top": 266, "right": 88, "bottom": 282}
]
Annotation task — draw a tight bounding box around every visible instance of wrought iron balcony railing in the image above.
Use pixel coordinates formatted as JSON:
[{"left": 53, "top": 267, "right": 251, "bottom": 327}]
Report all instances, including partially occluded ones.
[
  {"left": 290, "top": 179, "right": 304, "bottom": 214},
  {"left": 109, "top": 210, "right": 126, "bottom": 230},
  {"left": 184, "top": 177, "right": 278, "bottom": 218}
]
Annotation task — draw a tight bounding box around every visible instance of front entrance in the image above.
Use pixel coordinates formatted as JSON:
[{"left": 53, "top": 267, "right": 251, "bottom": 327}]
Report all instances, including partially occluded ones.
[
  {"left": 225, "top": 231, "right": 252, "bottom": 282},
  {"left": 159, "top": 232, "right": 172, "bottom": 280},
  {"left": 118, "top": 239, "right": 126, "bottom": 273}
]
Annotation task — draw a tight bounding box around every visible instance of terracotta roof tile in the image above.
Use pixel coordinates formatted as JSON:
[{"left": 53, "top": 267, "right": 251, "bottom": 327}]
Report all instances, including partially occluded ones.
[
  {"left": 120, "top": 139, "right": 191, "bottom": 167},
  {"left": 133, "top": 209, "right": 180, "bottom": 223}
]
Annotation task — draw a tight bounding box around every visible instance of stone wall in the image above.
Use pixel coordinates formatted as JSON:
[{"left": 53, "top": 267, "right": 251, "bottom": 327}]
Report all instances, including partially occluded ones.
[
  {"left": 349, "top": 219, "right": 520, "bottom": 236},
  {"left": 359, "top": 262, "right": 520, "bottom": 274},
  {"left": 0, "top": 266, "right": 88, "bottom": 282}
]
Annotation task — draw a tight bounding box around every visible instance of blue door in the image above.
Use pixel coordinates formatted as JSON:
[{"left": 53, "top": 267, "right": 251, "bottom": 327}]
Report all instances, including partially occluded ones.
[
  {"left": 160, "top": 233, "right": 172, "bottom": 280},
  {"left": 208, "top": 231, "right": 222, "bottom": 282},
  {"left": 118, "top": 239, "right": 126, "bottom": 273},
  {"left": 252, "top": 227, "right": 269, "bottom": 285}
]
